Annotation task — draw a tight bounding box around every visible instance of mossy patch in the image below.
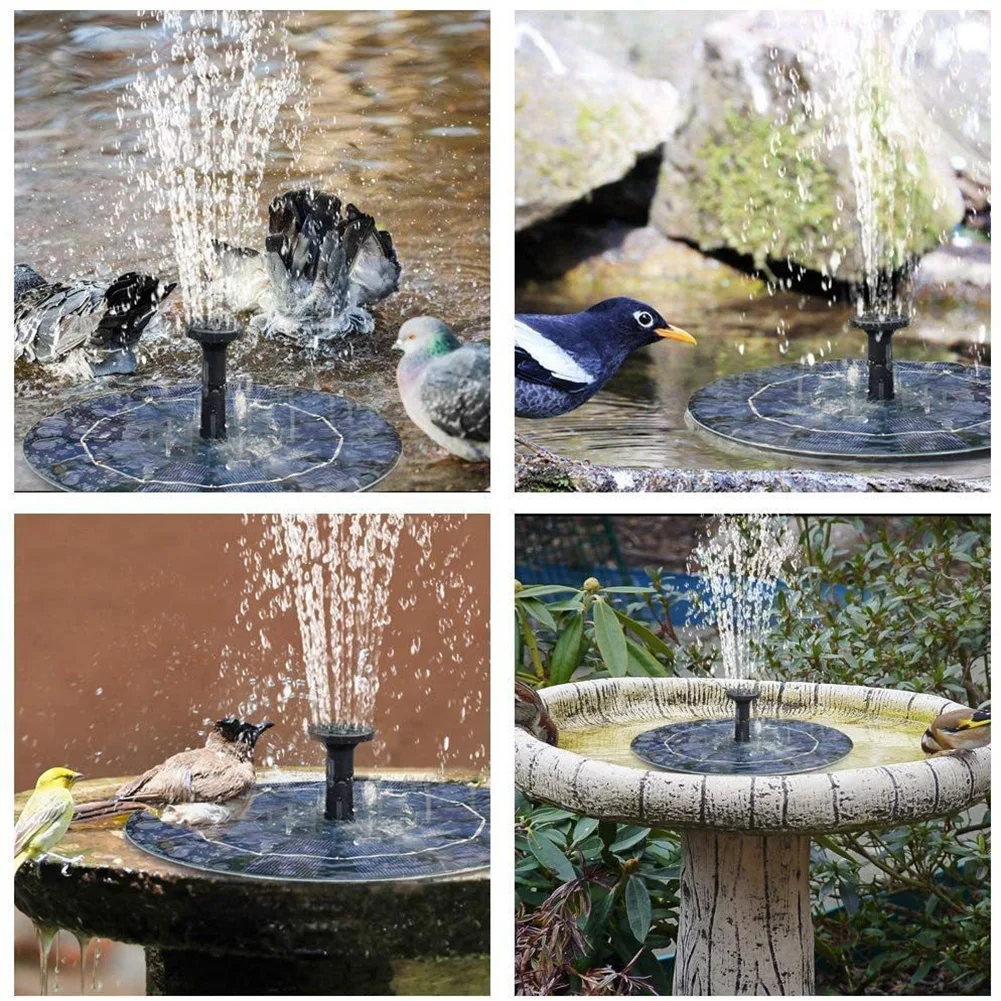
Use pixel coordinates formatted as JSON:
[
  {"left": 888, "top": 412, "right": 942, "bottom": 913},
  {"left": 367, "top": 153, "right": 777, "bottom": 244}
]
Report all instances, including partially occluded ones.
[
  {"left": 689, "top": 98, "right": 953, "bottom": 281},
  {"left": 691, "top": 106, "right": 838, "bottom": 271},
  {"left": 392, "top": 954, "right": 489, "bottom": 995}
]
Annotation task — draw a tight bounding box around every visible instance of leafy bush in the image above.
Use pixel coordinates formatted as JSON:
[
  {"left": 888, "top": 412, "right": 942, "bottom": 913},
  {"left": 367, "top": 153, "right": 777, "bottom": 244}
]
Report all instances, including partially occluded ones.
[{"left": 515, "top": 516, "right": 990, "bottom": 996}]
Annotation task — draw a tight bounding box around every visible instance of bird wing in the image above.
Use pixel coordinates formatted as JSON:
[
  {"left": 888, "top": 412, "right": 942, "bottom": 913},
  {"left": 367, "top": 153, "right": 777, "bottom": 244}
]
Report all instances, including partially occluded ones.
[
  {"left": 514, "top": 318, "right": 595, "bottom": 390},
  {"left": 15, "top": 791, "right": 71, "bottom": 857},
  {"left": 420, "top": 344, "right": 490, "bottom": 442},
  {"left": 343, "top": 204, "right": 400, "bottom": 307},
  {"left": 117, "top": 749, "right": 254, "bottom": 805},
  {"left": 14, "top": 282, "right": 106, "bottom": 363}
]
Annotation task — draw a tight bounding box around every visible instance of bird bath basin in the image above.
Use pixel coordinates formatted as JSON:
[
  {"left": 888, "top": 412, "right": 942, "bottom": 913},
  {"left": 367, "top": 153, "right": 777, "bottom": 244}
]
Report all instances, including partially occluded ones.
[
  {"left": 515, "top": 678, "right": 990, "bottom": 996},
  {"left": 22, "top": 322, "right": 402, "bottom": 492},
  {"left": 15, "top": 767, "right": 489, "bottom": 994}
]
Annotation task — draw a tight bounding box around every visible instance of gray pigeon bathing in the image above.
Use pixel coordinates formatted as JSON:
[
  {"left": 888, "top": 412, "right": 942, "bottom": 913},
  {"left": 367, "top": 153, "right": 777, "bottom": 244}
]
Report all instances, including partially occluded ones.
[
  {"left": 214, "top": 188, "right": 401, "bottom": 346},
  {"left": 14, "top": 264, "right": 176, "bottom": 377}
]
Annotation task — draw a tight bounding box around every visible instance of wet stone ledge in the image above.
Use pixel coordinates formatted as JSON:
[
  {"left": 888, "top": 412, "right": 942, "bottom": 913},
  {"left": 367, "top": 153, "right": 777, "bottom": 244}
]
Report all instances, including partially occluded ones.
[{"left": 515, "top": 445, "right": 988, "bottom": 493}]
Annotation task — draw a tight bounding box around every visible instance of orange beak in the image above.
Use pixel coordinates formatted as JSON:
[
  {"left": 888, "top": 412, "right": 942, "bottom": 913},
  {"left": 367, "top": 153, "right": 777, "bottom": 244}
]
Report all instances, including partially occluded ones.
[{"left": 655, "top": 324, "right": 696, "bottom": 345}]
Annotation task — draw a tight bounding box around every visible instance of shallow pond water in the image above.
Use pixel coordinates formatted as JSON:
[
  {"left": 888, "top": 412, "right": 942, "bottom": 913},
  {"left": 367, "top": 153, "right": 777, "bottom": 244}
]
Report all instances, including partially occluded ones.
[
  {"left": 515, "top": 242, "right": 990, "bottom": 481},
  {"left": 15, "top": 10, "right": 489, "bottom": 492},
  {"left": 559, "top": 711, "right": 929, "bottom": 775}
]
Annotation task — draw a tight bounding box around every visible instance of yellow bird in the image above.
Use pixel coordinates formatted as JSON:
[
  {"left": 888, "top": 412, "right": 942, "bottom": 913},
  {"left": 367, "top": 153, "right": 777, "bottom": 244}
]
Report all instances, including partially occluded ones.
[
  {"left": 921, "top": 708, "right": 991, "bottom": 754},
  {"left": 14, "top": 767, "right": 83, "bottom": 873}
]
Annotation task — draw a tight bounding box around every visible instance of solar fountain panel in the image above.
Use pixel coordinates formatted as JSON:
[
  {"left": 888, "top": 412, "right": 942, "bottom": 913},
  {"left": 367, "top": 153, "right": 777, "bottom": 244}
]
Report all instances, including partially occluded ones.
[
  {"left": 631, "top": 718, "right": 854, "bottom": 776},
  {"left": 23, "top": 384, "right": 401, "bottom": 492},
  {"left": 125, "top": 780, "right": 490, "bottom": 882},
  {"left": 688, "top": 360, "right": 990, "bottom": 459}
]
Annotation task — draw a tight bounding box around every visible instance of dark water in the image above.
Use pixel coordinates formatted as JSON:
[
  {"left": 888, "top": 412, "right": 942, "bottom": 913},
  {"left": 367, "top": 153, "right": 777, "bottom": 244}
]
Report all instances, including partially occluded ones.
[
  {"left": 15, "top": 10, "right": 490, "bottom": 492},
  {"left": 515, "top": 246, "right": 990, "bottom": 481}
]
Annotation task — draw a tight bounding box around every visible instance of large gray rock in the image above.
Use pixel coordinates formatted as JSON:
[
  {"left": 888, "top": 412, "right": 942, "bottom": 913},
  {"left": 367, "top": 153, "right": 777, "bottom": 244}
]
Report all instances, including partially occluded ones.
[
  {"left": 515, "top": 18, "right": 681, "bottom": 231},
  {"left": 650, "top": 11, "right": 965, "bottom": 283}
]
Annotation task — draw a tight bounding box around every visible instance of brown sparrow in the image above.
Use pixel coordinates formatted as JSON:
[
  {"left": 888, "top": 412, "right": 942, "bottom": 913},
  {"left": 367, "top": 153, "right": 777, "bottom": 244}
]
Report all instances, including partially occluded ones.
[{"left": 515, "top": 681, "right": 558, "bottom": 745}]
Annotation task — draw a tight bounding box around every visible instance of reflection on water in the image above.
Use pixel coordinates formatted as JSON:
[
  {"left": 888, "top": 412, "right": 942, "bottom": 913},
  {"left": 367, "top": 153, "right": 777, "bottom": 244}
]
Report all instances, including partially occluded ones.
[
  {"left": 559, "top": 712, "right": 929, "bottom": 774},
  {"left": 15, "top": 10, "right": 489, "bottom": 491},
  {"left": 516, "top": 259, "right": 989, "bottom": 480}
]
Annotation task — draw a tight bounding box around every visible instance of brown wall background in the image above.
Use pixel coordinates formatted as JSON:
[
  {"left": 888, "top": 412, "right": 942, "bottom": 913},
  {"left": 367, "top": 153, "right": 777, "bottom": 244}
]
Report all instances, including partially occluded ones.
[{"left": 15, "top": 515, "right": 489, "bottom": 790}]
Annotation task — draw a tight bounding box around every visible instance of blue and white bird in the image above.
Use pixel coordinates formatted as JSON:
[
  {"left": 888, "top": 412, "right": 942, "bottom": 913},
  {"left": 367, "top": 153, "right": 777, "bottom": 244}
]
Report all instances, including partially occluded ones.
[
  {"left": 394, "top": 317, "right": 490, "bottom": 461},
  {"left": 14, "top": 264, "right": 176, "bottom": 377},
  {"left": 214, "top": 188, "right": 401, "bottom": 346},
  {"left": 514, "top": 297, "right": 695, "bottom": 418}
]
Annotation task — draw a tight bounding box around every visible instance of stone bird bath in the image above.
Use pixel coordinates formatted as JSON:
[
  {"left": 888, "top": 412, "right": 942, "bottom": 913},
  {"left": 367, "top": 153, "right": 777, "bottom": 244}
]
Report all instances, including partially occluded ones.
[
  {"left": 514, "top": 678, "right": 990, "bottom": 996},
  {"left": 15, "top": 767, "right": 489, "bottom": 995}
]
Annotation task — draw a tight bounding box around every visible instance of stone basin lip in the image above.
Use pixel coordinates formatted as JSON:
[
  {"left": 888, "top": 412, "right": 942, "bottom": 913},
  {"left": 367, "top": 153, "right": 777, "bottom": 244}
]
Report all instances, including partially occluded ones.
[{"left": 516, "top": 678, "right": 990, "bottom": 834}]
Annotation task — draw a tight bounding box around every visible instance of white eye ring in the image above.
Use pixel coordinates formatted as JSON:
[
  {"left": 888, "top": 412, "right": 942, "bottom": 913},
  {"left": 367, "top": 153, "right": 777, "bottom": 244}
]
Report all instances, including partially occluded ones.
[{"left": 633, "top": 310, "right": 654, "bottom": 328}]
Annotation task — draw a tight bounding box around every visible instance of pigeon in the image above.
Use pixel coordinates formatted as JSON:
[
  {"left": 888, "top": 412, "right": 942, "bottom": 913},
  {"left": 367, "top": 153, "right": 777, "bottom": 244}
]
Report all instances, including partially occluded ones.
[
  {"left": 14, "top": 264, "right": 176, "bottom": 377},
  {"left": 394, "top": 316, "right": 490, "bottom": 461},
  {"left": 921, "top": 707, "right": 991, "bottom": 754},
  {"left": 515, "top": 297, "right": 695, "bottom": 418},
  {"left": 213, "top": 188, "right": 401, "bottom": 345}
]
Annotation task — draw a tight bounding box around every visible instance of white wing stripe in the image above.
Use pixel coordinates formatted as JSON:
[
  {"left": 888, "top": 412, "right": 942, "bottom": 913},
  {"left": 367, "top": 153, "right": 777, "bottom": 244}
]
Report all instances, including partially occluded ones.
[{"left": 514, "top": 319, "right": 594, "bottom": 384}]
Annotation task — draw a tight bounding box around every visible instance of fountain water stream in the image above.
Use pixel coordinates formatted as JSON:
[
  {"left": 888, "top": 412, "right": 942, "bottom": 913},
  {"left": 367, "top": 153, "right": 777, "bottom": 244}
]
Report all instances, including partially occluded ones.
[{"left": 689, "top": 514, "right": 796, "bottom": 680}]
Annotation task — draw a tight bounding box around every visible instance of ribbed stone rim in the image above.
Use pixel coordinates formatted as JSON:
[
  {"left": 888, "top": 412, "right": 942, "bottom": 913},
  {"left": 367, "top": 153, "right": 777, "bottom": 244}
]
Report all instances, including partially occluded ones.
[{"left": 515, "top": 678, "right": 990, "bottom": 834}]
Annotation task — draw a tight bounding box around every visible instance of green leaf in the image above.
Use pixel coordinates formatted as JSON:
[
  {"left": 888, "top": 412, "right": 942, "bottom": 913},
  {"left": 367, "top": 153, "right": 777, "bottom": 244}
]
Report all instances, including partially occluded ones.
[
  {"left": 520, "top": 597, "right": 557, "bottom": 632},
  {"left": 516, "top": 585, "right": 579, "bottom": 597},
  {"left": 612, "top": 608, "right": 676, "bottom": 658},
  {"left": 527, "top": 833, "right": 576, "bottom": 883},
  {"left": 593, "top": 598, "right": 628, "bottom": 677},
  {"left": 600, "top": 586, "right": 656, "bottom": 594},
  {"left": 625, "top": 877, "right": 652, "bottom": 942},
  {"left": 571, "top": 817, "right": 599, "bottom": 845},
  {"left": 626, "top": 637, "right": 667, "bottom": 677},
  {"left": 549, "top": 612, "right": 586, "bottom": 685},
  {"left": 611, "top": 826, "right": 651, "bottom": 853}
]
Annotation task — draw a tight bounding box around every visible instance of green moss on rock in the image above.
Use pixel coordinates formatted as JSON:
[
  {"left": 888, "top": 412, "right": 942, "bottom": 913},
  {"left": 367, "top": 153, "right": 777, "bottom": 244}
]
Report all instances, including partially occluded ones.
[{"left": 692, "top": 107, "right": 837, "bottom": 271}]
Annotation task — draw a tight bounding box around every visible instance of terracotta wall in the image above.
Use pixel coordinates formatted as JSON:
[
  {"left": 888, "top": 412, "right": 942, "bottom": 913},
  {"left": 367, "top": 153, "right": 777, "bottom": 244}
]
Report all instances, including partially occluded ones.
[{"left": 15, "top": 515, "right": 489, "bottom": 790}]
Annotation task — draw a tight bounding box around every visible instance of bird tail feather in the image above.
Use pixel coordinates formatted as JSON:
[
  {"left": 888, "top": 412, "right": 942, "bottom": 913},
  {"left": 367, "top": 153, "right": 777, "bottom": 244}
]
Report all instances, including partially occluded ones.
[
  {"left": 93, "top": 272, "right": 176, "bottom": 349},
  {"left": 72, "top": 798, "right": 149, "bottom": 824}
]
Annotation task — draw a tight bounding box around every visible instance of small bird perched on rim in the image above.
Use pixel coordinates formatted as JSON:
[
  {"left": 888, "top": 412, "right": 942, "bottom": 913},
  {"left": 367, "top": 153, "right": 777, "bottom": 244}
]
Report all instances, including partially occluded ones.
[
  {"left": 515, "top": 297, "right": 695, "bottom": 418},
  {"left": 213, "top": 187, "right": 400, "bottom": 345},
  {"left": 15, "top": 767, "right": 84, "bottom": 872},
  {"left": 921, "top": 707, "right": 991, "bottom": 754},
  {"left": 515, "top": 681, "right": 558, "bottom": 745},
  {"left": 394, "top": 316, "right": 490, "bottom": 461},
  {"left": 14, "top": 264, "right": 176, "bottom": 377},
  {"left": 73, "top": 717, "right": 274, "bottom": 827}
]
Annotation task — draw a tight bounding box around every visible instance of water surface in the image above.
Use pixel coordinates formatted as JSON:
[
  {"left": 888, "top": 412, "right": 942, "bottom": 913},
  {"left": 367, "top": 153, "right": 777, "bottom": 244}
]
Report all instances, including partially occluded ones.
[{"left": 516, "top": 249, "right": 989, "bottom": 481}]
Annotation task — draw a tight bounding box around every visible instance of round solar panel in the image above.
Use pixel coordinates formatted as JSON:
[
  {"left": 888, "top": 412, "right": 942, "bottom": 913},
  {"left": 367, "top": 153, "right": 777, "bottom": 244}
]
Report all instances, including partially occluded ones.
[
  {"left": 688, "top": 360, "right": 990, "bottom": 459},
  {"left": 125, "top": 780, "right": 490, "bottom": 882},
  {"left": 23, "top": 384, "right": 401, "bottom": 492}
]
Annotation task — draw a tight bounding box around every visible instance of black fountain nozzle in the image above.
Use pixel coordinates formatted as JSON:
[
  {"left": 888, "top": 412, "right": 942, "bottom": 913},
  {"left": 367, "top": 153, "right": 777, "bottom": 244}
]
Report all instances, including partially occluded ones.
[
  {"left": 850, "top": 312, "right": 910, "bottom": 403},
  {"left": 186, "top": 321, "right": 243, "bottom": 439},
  {"left": 309, "top": 723, "right": 376, "bottom": 821},
  {"left": 726, "top": 688, "right": 759, "bottom": 744}
]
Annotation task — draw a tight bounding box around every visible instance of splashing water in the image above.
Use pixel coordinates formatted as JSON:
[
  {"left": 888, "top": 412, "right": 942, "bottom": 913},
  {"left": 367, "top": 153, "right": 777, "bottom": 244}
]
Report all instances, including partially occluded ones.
[
  {"left": 119, "top": 11, "right": 305, "bottom": 325},
  {"left": 260, "top": 515, "right": 404, "bottom": 728},
  {"left": 223, "top": 515, "right": 487, "bottom": 773},
  {"left": 808, "top": 13, "right": 928, "bottom": 313},
  {"left": 689, "top": 515, "right": 798, "bottom": 680}
]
